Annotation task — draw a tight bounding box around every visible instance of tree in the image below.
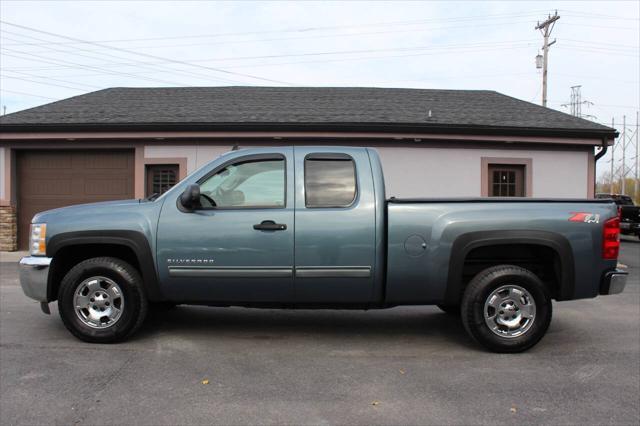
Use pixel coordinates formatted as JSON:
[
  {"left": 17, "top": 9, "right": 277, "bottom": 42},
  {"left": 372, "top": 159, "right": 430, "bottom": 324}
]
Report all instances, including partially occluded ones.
[{"left": 596, "top": 173, "right": 640, "bottom": 203}]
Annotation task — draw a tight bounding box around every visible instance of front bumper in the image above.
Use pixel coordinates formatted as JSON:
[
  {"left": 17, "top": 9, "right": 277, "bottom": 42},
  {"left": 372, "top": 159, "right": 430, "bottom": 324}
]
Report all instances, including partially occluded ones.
[
  {"left": 19, "top": 256, "right": 52, "bottom": 302},
  {"left": 600, "top": 269, "right": 628, "bottom": 295}
]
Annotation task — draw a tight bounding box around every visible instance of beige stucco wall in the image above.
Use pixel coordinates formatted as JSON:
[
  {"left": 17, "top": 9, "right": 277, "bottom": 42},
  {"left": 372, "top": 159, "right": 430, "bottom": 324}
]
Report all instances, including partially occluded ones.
[
  {"left": 143, "top": 143, "right": 590, "bottom": 199},
  {"left": 375, "top": 146, "right": 589, "bottom": 198},
  {"left": 144, "top": 145, "right": 232, "bottom": 172}
]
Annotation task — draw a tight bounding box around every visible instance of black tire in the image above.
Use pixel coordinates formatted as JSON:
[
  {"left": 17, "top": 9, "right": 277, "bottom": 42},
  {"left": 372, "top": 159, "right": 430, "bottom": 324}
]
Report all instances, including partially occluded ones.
[
  {"left": 461, "top": 265, "right": 552, "bottom": 353},
  {"left": 437, "top": 304, "right": 460, "bottom": 315},
  {"left": 58, "top": 257, "right": 148, "bottom": 343}
]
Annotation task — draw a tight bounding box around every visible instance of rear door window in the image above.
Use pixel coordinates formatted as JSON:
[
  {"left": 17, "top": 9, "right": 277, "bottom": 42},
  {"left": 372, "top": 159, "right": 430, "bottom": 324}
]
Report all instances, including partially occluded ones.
[{"left": 304, "top": 156, "right": 357, "bottom": 208}]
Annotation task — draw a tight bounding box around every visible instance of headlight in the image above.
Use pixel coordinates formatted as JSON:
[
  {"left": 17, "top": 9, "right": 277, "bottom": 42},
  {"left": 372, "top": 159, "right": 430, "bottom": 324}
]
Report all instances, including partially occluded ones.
[{"left": 30, "top": 223, "right": 47, "bottom": 256}]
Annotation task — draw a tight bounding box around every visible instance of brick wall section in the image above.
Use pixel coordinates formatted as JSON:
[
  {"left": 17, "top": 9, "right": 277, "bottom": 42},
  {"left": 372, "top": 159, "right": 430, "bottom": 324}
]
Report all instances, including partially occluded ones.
[{"left": 0, "top": 206, "right": 17, "bottom": 251}]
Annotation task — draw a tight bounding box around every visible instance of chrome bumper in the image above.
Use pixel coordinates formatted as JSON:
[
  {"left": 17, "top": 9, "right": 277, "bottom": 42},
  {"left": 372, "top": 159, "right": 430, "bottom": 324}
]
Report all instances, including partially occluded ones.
[
  {"left": 19, "top": 256, "right": 52, "bottom": 302},
  {"left": 600, "top": 269, "right": 628, "bottom": 295}
]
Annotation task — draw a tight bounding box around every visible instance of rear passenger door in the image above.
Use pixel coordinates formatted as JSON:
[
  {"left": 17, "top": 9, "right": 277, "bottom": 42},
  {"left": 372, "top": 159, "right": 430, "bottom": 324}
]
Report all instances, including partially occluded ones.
[{"left": 293, "top": 147, "right": 377, "bottom": 303}]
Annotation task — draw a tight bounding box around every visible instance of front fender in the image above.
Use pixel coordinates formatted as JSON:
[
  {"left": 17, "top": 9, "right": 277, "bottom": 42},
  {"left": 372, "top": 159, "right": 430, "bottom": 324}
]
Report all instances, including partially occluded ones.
[{"left": 46, "top": 230, "right": 162, "bottom": 301}]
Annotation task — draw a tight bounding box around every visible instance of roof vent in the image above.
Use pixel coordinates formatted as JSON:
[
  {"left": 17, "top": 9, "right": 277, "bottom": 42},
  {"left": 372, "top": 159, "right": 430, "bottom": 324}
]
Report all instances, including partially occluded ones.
[{"left": 427, "top": 109, "right": 432, "bottom": 118}]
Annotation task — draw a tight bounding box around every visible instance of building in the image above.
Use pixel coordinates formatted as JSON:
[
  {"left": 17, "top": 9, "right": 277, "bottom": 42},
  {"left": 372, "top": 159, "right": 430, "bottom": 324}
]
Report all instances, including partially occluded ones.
[{"left": 0, "top": 86, "right": 617, "bottom": 250}]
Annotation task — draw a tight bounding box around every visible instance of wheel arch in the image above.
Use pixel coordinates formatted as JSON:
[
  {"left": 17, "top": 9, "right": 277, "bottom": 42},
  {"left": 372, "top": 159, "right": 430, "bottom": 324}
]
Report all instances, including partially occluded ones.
[
  {"left": 46, "top": 230, "right": 162, "bottom": 302},
  {"left": 444, "top": 230, "right": 575, "bottom": 305}
]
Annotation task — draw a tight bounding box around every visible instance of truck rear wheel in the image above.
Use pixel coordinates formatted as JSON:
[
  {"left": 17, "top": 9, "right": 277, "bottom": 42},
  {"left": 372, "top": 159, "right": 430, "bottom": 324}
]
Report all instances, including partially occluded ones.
[
  {"left": 57, "top": 257, "right": 148, "bottom": 343},
  {"left": 460, "top": 265, "right": 552, "bottom": 353}
]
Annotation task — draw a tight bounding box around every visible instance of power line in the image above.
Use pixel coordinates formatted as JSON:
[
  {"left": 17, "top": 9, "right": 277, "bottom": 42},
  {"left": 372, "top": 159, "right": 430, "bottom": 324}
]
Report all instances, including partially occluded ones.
[
  {"left": 0, "top": 11, "right": 548, "bottom": 47},
  {"left": 1, "top": 75, "right": 89, "bottom": 92},
  {"left": 0, "top": 38, "right": 538, "bottom": 73},
  {"left": 1, "top": 50, "right": 192, "bottom": 86},
  {"left": 0, "top": 89, "right": 57, "bottom": 101},
  {"left": 0, "top": 32, "right": 251, "bottom": 86},
  {"left": 1, "top": 10, "right": 633, "bottom": 55},
  {"left": 558, "top": 9, "right": 640, "bottom": 21},
  {"left": 553, "top": 72, "right": 638, "bottom": 85},
  {"left": 556, "top": 46, "right": 639, "bottom": 58},
  {"left": 561, "top": 38, "right": 640, "bottom": 50},
  {"left": 3, "top": 41, "right": 634, "bottom": 77},
  {"left": 560, "top": 45, "right": 640, "bottom": 54},
  {"left": 219, "top": 45, "right": 535, "bottom": 70},
  {"left": 169, "top": 40, "right": 538, "bottom": 63},
  {"left": 0, "top": 19, "right": 539, "bottom": 53},
  {"left": 0, "top": 20, "right": 292, "bottom": 85},
  {"left": 1, "top": 8, "right": 634, "bottom": 51},
  {"left": 3, "top": 69, "right": 103, "bottom": 90},
  {"left": 561, "top": 22, "right": 639, "bottom": 30}
]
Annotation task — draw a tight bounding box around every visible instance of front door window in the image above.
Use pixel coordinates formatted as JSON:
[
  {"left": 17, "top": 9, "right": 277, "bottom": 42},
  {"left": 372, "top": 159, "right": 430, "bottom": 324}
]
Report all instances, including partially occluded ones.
[{"left": 199, "top": 159, "right": 285, "bottom": 208}]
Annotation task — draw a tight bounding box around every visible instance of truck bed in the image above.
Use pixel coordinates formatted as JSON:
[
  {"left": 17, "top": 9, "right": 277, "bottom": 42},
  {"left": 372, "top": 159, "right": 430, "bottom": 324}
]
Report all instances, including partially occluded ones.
[
  {"left": 384, "top": 197, "right": 618, "bottom": 305},
  {"left": 388, "top": 197, "right": 614, "bottom": 204}
]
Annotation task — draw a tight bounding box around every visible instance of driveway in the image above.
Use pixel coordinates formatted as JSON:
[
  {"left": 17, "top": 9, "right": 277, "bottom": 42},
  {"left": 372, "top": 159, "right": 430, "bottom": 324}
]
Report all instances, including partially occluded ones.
[{"left": 1, "top": 240, "right": 638, "bottom": 425}]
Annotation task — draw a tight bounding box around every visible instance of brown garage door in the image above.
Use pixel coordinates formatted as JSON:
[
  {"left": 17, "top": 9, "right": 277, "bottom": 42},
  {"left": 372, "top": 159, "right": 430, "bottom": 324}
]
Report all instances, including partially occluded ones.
[{"left": 17, "top": 150, "right": 134, "bottom": 249}]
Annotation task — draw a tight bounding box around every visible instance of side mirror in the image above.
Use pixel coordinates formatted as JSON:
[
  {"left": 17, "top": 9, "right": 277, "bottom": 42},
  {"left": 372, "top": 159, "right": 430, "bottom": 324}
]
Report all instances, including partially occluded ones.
[{"left": 180, "top": 184, "right": 201, "bottom": 210}]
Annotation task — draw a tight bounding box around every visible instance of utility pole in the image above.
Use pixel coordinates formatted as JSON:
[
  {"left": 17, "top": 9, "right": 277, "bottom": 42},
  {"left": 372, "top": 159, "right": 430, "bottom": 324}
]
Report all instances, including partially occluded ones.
[
  {"left": 611, "top": 118, "right": 615, "bottom": 193},
  {"left": 633, "top": 111, "right": 640, "bottom": 202},
  {"left": 535, "top": 11, "right": 560, "bottom": 108},
  {"left": 622, "top": 115, "right": 627, "bottom": 195}
]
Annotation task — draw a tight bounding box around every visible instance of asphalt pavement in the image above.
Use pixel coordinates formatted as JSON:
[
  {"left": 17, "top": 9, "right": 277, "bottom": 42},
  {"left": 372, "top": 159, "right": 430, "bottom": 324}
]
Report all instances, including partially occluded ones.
[{"left": 1, "top": 239, "right": 638, "bottom": 425}]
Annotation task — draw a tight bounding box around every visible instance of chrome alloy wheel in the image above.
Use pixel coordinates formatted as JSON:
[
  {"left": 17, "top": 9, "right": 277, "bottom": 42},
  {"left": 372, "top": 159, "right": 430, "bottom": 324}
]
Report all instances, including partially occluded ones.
[
  {"left": 483, "top": 284, "right": 536, "bottom": 338},
  {"left": 73, "top": 276, "right": 124, "bottom": 329}
]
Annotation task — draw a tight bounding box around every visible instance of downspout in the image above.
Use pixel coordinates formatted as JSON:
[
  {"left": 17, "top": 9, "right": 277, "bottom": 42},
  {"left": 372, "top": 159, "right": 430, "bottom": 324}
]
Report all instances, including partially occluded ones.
[
  {"left": 593, "top": 138, "right": 609, "bottom": 197},
  {"left": 594, "top": 138, "right": 608, "bottom": 161}
]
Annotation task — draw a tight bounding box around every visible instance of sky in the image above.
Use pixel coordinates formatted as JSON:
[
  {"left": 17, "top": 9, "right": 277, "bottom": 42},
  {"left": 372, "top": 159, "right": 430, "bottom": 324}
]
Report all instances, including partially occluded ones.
[{"left": 0, "top": 0, "right": 638, "bottom": 179}]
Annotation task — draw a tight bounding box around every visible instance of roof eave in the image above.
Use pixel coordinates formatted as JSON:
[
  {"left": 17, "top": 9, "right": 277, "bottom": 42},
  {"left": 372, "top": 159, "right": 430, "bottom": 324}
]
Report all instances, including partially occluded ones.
[{"left": 0, "top": 121, "right": 618, "bottom": 139}]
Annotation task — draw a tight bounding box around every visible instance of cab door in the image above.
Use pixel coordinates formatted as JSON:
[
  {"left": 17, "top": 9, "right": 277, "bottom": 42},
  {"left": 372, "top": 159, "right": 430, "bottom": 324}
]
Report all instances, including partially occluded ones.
[
  {"left": 156, "top": 149, "right": 295, "bottom": 303},
  {"left": 293, "top": 147, "right": 377, "bottom": 303}
]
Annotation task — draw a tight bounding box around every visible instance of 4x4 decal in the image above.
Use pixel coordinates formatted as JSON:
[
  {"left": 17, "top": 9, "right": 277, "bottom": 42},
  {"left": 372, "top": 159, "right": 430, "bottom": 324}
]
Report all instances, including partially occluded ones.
[{"left": 568, "top": 212, "right": 600, "bottom": 224}]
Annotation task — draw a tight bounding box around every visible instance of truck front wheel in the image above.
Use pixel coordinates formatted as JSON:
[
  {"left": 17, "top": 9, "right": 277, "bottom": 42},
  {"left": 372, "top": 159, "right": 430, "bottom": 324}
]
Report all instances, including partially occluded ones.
[
  {"left": 57, "top": 257, "right": 148, "bottom": 343},
  {"left": 460, "top": 265, "right": 552, "bottom": 353}
]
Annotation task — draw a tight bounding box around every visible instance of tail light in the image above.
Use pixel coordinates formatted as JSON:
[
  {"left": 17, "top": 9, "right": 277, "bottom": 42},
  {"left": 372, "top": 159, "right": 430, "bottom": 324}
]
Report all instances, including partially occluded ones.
[{"left": 602, "top": 216, "right": 620, "bottom": 260}]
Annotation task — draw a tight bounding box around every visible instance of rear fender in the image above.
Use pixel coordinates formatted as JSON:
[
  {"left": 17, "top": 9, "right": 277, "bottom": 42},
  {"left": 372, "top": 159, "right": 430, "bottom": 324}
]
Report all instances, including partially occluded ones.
[{"left": 444, "top": 230, "right": 575, "bottom": 304}]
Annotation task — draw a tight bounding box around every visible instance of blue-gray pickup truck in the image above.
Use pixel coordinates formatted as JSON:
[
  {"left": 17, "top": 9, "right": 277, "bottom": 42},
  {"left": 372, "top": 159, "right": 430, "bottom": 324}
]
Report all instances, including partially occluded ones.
[{"left": 19, "top": 146, "right": 628, "bottom": 352}]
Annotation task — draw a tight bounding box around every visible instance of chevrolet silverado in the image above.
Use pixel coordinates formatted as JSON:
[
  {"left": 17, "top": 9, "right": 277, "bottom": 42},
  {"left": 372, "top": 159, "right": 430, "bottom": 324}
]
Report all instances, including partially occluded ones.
[{"left": 20, "top": 146, "right": 628, "bottom": 352}]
